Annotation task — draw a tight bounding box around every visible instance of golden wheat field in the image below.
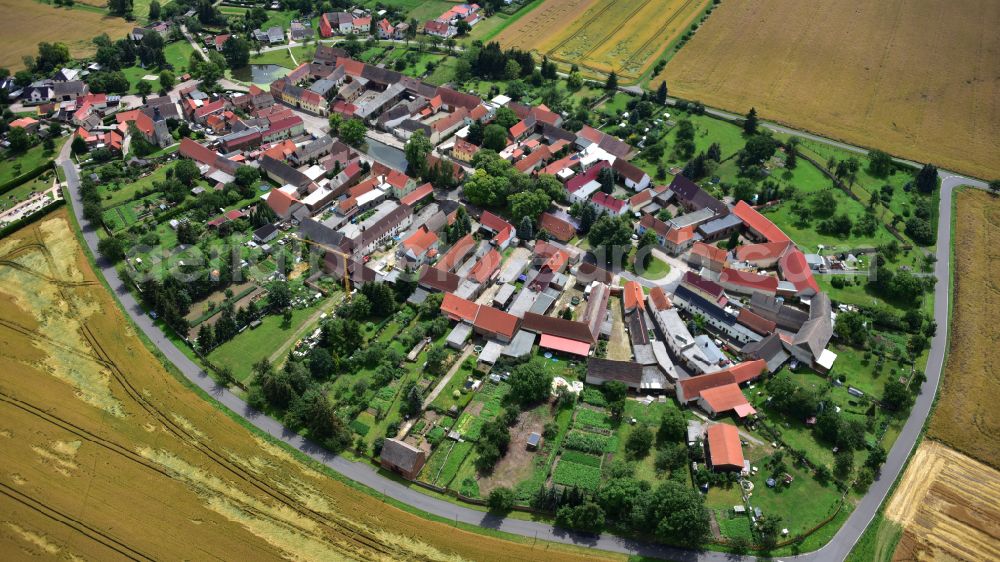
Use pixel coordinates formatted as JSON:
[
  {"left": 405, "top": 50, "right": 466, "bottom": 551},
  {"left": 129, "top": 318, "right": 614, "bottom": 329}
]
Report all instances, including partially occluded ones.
[
  {"left": 496, "top": 0, "right": 709, "bottom": 80},
  {"left": 0, "top": 209, "right": 615, "bottom": 561},
  {"left": 0, "top": 0, "right": 134, "bottom": 71},
  {"left": 926, "top": 189, "right": 1000, "bottom": 469},
  {"left": 885, "top": 441, "right": 1000, "bottom": 561},
  {"left": 660, "top": 0, "right": 1000, "bottom": 180}
]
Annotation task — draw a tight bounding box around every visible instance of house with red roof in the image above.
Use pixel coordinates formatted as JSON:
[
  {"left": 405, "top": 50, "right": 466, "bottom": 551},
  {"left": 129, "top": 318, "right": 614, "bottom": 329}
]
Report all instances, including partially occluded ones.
[
  {"left": 468, "top": 248, "right": 501, "bottom": 284},
  {"left": 731, "top": 200, "right": 791, "bottom": 243},
  {"left": 538, "top": 212, "right": 576, "bottom": 242},
  {"left": 688, "top": 242, "right": 728, "bottom": 273},
  {"left": 213, "top": 34, "right": 231, "bottom": 51},
  {"left": 400, "top": 182, "right": 434, "bottom": 207},
  {"left": 647, "top": 286, "right": 672, "bottom": 312},
  {"left": 778, "top": 248, "right": 820, "bottom": 296},
  {"left": 628, "top": 188, "right": 653, "bottom": 213},
  {"left": 591, "top": 192, "right": 628, "bottom": 216},
  {"left": 473, "top": 305, "right": 519, "bottom": 343},
  {"left": 664, "top": 225, "right": 700, "bottom": 256},
  {"left": 706, "top": 423, "right": 744, "bottom": 472},
  {"left": 441, "top": 293, "right": 480, "bottom": 323},
  {"left": 623, "top": 280, "right": 644, "bottom": 312},
  {"left": 377, "top": 18, "right": 395, "bottom": 39},
  {"left": 265, "top": 188, "right": 304, "bottom": 220},
  {"left": 719, "top": 267, "right": 780, "bottom": 297},
  {"left": 9, "top": 117, "right": 39, "bottom": 134},
  {"left": 435, "top": 233, "right": 475, "bottom": 272},
  {"left": 261, "top": 115, "right": 305, "bottom": 143},
  {"left": 565, "top": 160, "right": 609, "bottom": 203},
  {"left": 734, "top": 241, "right": 793, "bottom": 268},
  {"left": 676, "top": 361, "right": 763, "bottom": 418},
  {"left": 400, "top": 226, "right": 440, "bottom": 269}
]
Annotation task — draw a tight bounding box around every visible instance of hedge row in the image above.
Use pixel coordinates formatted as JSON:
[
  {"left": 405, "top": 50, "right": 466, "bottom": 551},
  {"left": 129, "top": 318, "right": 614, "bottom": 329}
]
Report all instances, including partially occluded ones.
[{"left": 0, "top": 160, "right": 54, "bottom": 195}]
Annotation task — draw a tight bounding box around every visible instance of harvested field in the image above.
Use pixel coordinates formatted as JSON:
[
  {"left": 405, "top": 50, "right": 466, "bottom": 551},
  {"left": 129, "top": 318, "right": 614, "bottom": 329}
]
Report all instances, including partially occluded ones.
[
  {"left": 0, "top": 0, "right": 134, "bottom": 70},
  {"left": 885, "top": 441, "right": 1000, "bottom": 562},
  {"left": 660, "top": 0, "right": 1000, "bottom": 180},
  {"left": 495, "top": 0, "right": 710, "bottom": 81},
  {"left": 928, "top": 189, "right": 1000, "bottom": 468},
  {"left": 0, "top": 210, "right": 615, "bottom": 561}
]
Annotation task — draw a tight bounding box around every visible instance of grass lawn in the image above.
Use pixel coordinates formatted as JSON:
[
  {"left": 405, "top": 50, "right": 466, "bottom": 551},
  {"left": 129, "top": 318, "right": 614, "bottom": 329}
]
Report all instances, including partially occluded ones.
[
  {"left": 0, "top": 144, "right": 54, "bottom": 184},
  {"left": 746, "top": 456, "right": 842, "bottom": 538},
  {"left": 208, "top": 304, "right": 321, "bottom": 382},
  {"left": 250, "top": 48, "right": 298, "bottom": 68},
  {"left": 639, "top": 256, "right": 670, "bottom": 280},
  {"left": 164, "top": 40, "right": 195, "bottom": 72}
]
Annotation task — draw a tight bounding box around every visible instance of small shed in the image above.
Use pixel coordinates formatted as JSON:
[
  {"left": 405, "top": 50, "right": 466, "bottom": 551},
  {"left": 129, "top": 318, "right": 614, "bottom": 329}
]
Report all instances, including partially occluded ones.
[{"left": 526, "top": 432, "right": 542, "bottom": 450}]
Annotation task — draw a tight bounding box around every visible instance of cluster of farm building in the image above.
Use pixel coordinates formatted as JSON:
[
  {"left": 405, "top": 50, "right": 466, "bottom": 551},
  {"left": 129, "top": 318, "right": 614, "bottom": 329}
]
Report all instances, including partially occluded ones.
[{"left": 6, "top": 40, "right": 845, "bottom": 488}]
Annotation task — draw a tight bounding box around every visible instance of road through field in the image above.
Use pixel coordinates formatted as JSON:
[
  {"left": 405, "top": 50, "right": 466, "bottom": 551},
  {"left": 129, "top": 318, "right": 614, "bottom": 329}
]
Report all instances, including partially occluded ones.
[{"left": 58, "top": 124, "right": 987, "bottom": 559}]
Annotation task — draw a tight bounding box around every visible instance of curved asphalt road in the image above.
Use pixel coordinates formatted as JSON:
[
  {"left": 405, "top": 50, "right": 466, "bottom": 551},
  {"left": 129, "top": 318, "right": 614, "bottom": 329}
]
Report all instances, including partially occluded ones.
[{"left": 58, "top": 132, "right": 987, "bottom": 559}]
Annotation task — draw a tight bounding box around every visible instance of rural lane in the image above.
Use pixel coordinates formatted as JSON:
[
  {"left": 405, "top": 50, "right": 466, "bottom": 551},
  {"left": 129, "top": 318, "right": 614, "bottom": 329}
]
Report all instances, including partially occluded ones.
[{"left": 58, "top": 132, "right": 986, "bottom": 560}]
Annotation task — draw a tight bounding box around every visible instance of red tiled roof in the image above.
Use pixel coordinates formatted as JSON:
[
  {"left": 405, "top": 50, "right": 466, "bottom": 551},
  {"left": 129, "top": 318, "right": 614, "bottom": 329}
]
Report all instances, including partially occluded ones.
[
  {"left": 706, "top": 423, "right": 744, "bottom": 468},
  {"left": 701, "top": 385, "right": 756, "bottom": 418},
  {"left": 538, "top": 212, "right": 575, "bottom": 242},
  {"left": 640, "top": 213, "right": 670, "bottom": 237},
  {"left": 541, "top": 154, "right": 576, "bottom": 176},
  {"left": 737, "top": 308, "right": 777, "bottom": 336},
  {"left": 474, "top": 305, "right": 519, "bottom": 340},
  {"left": 778, "top": 248, "right": 820, "bottom": 295},
  {"left": 565, "top": 160, "right": 608, "bottom": 193},
  {"left": 629, "top": 189, "right": 652, "bottom": 209},
  {"left": 514, "top": 145, "right": 550, "bottom": 173},
  {"left": 400, "top": 182, "right": 433, "bottom": 207},
  {"left": 666, "top": 225, "right": 697, "bottom": 245},
  {"left": 623, "top": 280, "right": 644, "bottom": 311},
  {"left": 732, "top": 200, "right": 790, "bottom": 243},
  {"left": 509, "top": 120, "right": 528, "bottom": 138},
  {"left": 469, "top": 249, "right": 501, "bottom": 284},
  {"left": 735, "top": 241, "right": 793, "bottom": 264},
  {"left": 539, "top": 334, "right": 591, "bottom": 357},
  {"left": 648, "top": 286, "right": 671, "bottom": 311},
  {"left": 403, "top": 226, "right": 439, "bottom": 255},
  {"left": 592, "top": 191, "right": 626, "bottom": 213},
  {"left": 678, "top": 370, "right": 737, "bottom": 404},
  {"left": 690, "top": 242, "right": 728, "bottom": 265},
  {"left": 441, "top": 293, "right": 479, "bottom": 322},
  {"left": 720, "top": 267, "right": 779, "bottom": 294},
  {"left": 266, "top": 188, "right": 299, "bottom": 217},
  {"left": 10, "top": 117, "right": 38, "bottom": 128},
  {"left": 435, "top": 234, "right": 475, "bottom": 272},
  {"left": 479, "top": 210, "right": 511, "bottom": 233},
  {"left": 194, "top": 99, "right": 226, "bottom": 119},
  {"left": 385, "top": 170, "right": 410, "bottom": 189},
  {"left": 724, "top": 359, "right": 767, "bottom": 384}
]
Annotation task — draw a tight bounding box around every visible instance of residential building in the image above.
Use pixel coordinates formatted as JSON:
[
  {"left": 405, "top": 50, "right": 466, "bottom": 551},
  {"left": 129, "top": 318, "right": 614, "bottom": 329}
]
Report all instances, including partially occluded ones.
[{"left": 706, "top": 424, "right": 744, "bottom": 472}]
